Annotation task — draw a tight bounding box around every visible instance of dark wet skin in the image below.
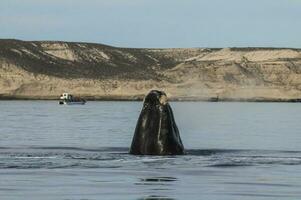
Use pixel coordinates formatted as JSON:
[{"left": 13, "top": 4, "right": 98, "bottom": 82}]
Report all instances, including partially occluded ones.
[{"left": 129, "top": 90, "right": 184, "bottom": 155}]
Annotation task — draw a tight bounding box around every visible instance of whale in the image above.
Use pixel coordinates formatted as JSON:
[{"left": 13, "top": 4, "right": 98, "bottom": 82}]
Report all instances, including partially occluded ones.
[{"left": 129, "top": 90, "right": 184, "bottom": 155}]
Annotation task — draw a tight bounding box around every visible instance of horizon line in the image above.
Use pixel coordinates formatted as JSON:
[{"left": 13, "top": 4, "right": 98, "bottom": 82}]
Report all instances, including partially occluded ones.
[{"left": 1, "top": 38, "right": 301, "bottom": 50}]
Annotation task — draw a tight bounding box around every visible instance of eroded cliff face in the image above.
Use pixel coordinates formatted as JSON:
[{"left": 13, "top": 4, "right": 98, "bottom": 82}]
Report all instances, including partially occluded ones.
[{"left": 1, "top": 39, "right": 301, "bottom": 101}]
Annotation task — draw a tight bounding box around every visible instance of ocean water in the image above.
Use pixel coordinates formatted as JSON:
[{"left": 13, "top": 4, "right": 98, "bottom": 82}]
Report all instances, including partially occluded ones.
[{"left": 0, "top": 101, "right": 301, "bottom": 200}]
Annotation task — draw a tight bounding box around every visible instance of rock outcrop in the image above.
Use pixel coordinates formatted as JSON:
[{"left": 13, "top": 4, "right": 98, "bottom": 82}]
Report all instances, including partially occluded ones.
[{"left": 1, "top": 39, "right": 301, "bottom": 101}]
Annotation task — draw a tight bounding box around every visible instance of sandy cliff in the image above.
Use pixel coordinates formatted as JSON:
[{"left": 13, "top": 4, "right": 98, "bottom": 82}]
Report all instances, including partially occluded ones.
[{"left": 1, "top": 39, "right": 301, "bottom": 101}]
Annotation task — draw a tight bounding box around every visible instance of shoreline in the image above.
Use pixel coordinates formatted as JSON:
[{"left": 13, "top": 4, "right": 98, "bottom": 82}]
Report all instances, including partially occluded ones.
[{"left": 1, "top": 95, "right": 300, "bottom": 102}]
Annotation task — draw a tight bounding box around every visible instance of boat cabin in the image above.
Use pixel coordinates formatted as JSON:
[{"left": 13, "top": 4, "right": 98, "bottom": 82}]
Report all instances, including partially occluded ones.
[
  {"left": 60, "top": 93, "right": 73, "bottom": 100},
  {"left": 59, "top": 93, "right": 86, "bottom": 105}
]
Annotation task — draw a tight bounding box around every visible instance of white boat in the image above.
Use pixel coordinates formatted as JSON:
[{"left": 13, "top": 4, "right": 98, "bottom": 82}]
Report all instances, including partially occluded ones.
[{"left": 59, "top": 93, "right": 86, "bottom": 105}]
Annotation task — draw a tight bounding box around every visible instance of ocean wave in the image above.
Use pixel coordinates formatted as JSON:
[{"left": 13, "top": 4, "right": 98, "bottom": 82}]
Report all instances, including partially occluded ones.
[{"left": 1, "top": 147, "right": 301, "bottom": 169}]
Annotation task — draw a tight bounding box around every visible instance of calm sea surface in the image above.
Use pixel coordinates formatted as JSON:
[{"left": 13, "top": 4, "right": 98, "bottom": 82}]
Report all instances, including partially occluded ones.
[{"left": 0, "top": 101, "right": 301, "bottom": 200}]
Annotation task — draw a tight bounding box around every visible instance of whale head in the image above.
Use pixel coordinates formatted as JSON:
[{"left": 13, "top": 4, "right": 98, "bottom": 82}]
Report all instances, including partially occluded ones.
[{"left": 129, "top": 90, "right": 184, "bottom": 155}]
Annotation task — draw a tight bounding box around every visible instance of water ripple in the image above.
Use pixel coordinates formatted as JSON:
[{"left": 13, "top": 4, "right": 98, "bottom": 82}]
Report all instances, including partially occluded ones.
[{"left": 1, "top": 147, "right": 301, "bottom": 169}]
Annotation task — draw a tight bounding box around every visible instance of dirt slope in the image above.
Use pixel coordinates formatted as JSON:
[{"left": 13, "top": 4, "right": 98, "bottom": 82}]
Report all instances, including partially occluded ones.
[{"left": 1, "top": 39, "right": 301, "bottom": 101}]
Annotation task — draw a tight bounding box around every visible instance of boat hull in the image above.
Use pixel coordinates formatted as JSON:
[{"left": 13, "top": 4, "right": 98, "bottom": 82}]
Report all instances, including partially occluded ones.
[
  {"left": 59, "top": 101, "right": 86, "bottom": 105},
  {"left": 65, "top": 101, "right": 86, "bottom": 105}
]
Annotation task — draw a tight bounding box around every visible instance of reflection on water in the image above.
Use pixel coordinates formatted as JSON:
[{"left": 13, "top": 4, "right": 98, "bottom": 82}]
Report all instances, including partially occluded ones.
[
  {"left": 140, "top": 177, "right": 177, "bottom": 182},
  {"left": 137, "top": 177, "right": 177, "bottom": 200},
  {"left": 138, "top": 195, "right": 175, "bottom": 200},
  {"left": 137, "top": 177, "right": 177, "bottom": 186}
]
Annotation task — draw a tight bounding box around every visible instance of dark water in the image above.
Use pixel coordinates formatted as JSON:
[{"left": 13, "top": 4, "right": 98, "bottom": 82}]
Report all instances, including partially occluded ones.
[{"left": 0, "top": 101, "right": 301, "bottom": 200}]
